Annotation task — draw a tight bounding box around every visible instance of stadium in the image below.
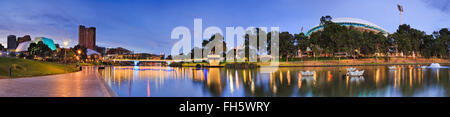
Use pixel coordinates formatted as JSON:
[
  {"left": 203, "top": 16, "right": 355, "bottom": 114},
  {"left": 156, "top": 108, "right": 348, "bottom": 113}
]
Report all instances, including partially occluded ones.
[{"left": 305, "top": 17, "right": 389, "bottom": 37}]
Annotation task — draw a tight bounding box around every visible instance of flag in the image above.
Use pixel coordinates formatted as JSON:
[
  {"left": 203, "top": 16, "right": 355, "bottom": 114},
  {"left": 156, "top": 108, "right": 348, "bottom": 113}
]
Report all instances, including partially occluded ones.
[{"left": 397, "top": 4, "right": 403, "bottom": 12}]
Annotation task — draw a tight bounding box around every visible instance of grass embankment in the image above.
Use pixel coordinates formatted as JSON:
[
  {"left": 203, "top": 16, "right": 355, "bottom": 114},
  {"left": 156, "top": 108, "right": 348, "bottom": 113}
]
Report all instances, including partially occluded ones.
[{"left": 0, "top": 57, "right": 79, "bottom": 78}]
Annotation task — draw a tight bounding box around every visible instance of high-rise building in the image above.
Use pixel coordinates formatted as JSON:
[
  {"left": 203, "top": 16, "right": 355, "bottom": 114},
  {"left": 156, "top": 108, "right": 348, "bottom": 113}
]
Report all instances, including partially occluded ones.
[
  {"left": 79, "top": 25, "right": 96, "bottom": 50},
  {"left": 7, "top": 35, "right": 17, "bottom": 50}
]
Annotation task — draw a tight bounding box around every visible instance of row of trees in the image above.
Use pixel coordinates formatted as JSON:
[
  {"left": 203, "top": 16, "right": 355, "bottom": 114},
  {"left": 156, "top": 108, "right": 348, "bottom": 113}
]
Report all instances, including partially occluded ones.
[
  {"left": 176, "top": 16, "right": 449, "bottom": 62},
  {"left": 392, "top": 25, "right": 449, "bottom": 58}
]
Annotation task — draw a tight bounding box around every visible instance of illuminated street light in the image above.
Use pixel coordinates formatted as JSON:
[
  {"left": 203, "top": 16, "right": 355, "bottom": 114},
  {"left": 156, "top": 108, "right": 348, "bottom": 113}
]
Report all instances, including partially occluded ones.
[
  {"left": 63, "top": 40, "right": 69, "bottom": 48},
  {"left": 77, "top": 50, "right": 82, "bottom": 55}
]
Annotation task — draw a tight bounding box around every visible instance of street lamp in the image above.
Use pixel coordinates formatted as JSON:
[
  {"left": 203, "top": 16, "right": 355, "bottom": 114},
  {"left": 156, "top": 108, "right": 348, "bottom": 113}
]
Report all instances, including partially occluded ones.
[
  {"left": 63, "top": 41, "right": 69, "bottom": 48},
  {"left": 63, "top": 40, "right": 69, "bottom": 63}
]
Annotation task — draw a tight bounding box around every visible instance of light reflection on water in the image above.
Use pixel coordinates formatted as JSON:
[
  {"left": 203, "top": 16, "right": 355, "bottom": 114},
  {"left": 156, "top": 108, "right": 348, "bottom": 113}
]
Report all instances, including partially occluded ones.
[{"left": 98, "top": 65, "right": 450, "bottom": 97}]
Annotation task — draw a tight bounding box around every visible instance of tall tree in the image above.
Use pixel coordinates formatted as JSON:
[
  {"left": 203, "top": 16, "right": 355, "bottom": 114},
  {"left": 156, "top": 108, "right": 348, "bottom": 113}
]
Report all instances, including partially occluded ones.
[
  {"left": 431, "top": 28, "right": 449, "bottom": 58},
  {"left": 390, "top": 24, "right": 424, "bottom": 56},
  {"left": 244, "top": 28, "right": 268, "bottom": 62},
  {"left": 0, "top": 44, "right": 5, "bottom": 51},
  {"left": 201, "top": 33, "right": 227, "bottom": 58},
  {"left": 279, "top": 32, "right": 296, "bottom": 62},
  {"left": 28, "top": 41, "right": 53, "bottom": 58},
  {"left": 73, "top": 45, "right": 87, "bottom": 60}
]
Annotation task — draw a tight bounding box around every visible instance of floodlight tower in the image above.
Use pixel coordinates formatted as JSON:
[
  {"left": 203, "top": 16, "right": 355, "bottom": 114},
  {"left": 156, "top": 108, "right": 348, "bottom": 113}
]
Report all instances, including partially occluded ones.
[{"left": 397, "top": 4, "right": 404, "bottom": 25}]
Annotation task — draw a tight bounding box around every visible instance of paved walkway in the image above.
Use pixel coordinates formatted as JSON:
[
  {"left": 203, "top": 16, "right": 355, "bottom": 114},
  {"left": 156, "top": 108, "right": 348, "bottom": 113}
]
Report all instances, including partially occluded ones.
[{"left": 0, "top": 66, "right": 113, "bottom": 97}]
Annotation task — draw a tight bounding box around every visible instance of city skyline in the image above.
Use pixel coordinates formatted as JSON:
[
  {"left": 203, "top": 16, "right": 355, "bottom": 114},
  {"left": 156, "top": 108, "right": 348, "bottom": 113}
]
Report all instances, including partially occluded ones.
[{"left": 0, "top": 0, "right": 448, "bottom": 54}]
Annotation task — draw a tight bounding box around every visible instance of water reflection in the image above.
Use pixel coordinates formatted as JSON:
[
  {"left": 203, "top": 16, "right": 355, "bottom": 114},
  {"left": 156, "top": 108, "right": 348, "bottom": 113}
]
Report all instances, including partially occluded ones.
[{"left": 99, "top": 65, "right": 450, "bottom": 97}]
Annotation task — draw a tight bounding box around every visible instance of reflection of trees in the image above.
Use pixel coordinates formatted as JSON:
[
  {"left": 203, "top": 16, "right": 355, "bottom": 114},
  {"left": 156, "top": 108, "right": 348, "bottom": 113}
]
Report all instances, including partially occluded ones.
[
  {"left": 100, "top": 65, "right": 449, "bottom": 97},
  {"left": 438, "top": 70, "right": 450, "bottom": 96},
  {"left": 240, "top": 69, "right": 297, "bottom": 97},
  {"left": 387, "top": 66, "right": 449, "bottom": 97},
  {"left": 200, "top": 68, "right": 227, "bottom": 97},
  {"left": 296, "top": 66, "right": 393, "bottom": 97},
  {"left": 396, "top": 68, "right": 448, "bottom": 97}
]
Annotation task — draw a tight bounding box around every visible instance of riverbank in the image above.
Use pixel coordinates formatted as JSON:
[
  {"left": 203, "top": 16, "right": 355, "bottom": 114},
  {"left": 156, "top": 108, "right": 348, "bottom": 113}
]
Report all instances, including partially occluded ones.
[
  {"left": 169, "top": 58, "right": 449, "bottom": 67},
  {"left": 0, "top": 57, "right": 79, "bottom": 78},
  {"left": 260, "top": 58, "right": 449, "bottom": 67}
]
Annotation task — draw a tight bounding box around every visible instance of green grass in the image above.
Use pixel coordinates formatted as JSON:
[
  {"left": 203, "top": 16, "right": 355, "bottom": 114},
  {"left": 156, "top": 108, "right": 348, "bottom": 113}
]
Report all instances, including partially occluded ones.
[
  {"left": 0, "top": 57, "right": 79, "bottom": 78},
  {"left": 181, "top": 62, "right": 209, "bottom": 67}
]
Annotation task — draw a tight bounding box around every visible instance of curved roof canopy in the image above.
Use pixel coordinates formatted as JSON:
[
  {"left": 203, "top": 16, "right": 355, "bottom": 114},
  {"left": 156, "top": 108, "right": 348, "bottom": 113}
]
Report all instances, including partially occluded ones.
[
  {"left": 15, "top": 37, "right": 57, "bottom": 52},
  {"left": 306, "top": 17, "right": 388, "bottom": 36},
  {"left": 15, "top": 41, "right": 32, "bottom": 52},
  {"left": 35, "top": 37, "right": 57, "bottom": 51}
]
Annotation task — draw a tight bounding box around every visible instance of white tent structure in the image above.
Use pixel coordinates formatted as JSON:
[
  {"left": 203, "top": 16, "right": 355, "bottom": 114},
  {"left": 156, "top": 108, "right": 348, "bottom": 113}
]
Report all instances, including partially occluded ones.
[
  {"left": 15, "top": 41, "right": 32, "bottom": 52},
  {"left": 87, "top": 49, "right": 100, "bottom": 56}
]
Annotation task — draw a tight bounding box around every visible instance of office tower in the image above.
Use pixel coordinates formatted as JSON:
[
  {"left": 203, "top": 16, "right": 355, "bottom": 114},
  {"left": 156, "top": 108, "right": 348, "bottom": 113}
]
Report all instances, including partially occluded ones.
[{"left": 78, "top": 25, "right": 96, "bottom": 50}]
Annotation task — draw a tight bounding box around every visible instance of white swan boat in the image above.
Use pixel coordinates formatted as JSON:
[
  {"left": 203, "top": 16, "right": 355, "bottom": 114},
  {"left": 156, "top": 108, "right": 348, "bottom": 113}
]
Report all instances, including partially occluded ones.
[
  {"left": 346, "top": 67, "right": 356, "bottom": 72},
  {"left": 347, "top": 70, "right": 365, "bottom": 76},
  {"left": 388, "top": 66, "right": 396, "bottom": 69},
  {"left": 300, "top": 70, "right": 315, "bottom": 76}
]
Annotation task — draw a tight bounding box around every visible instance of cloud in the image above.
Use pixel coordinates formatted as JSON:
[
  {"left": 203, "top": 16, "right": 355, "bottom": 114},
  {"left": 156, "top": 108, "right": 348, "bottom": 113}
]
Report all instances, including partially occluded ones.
[{"left": 422, "top": 0, "right": 450, "bottom": 13}]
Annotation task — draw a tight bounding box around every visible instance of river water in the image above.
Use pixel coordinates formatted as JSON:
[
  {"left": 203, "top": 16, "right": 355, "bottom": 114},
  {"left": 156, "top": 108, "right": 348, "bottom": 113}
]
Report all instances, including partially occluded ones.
[{"left": 98, "top": 65, "right": 450, "bottom": 97}]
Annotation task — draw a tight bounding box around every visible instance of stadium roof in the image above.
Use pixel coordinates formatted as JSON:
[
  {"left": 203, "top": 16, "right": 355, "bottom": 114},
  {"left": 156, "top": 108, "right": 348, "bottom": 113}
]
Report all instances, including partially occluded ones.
[{"left": 306, "top": 17, "right": 388, "bottom": 36}]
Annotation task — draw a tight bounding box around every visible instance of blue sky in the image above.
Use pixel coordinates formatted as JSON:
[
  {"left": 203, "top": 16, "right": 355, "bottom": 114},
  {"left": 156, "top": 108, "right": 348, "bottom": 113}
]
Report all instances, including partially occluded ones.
[{"left": 0, "top": 0, "right": 448, "bottom": 54}]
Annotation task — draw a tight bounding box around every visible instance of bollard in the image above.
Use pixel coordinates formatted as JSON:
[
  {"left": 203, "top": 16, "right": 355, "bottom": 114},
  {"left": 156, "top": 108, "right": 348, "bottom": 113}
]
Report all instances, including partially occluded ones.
[{"left": 9, "top": 65, "right": 12, "bottom": 78}]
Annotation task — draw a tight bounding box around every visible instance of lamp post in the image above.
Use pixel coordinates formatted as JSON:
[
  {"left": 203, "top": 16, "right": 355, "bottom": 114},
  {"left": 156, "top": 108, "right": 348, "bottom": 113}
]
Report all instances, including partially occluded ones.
[
  {"left": 77, "top": 49, "right": 82, "bottom": 62},
  {"left": 77, "top": 49, "right": 83, "bottom": 71},
  {"left": 63, "top": 40, "right": 69, "bottom": 72},
  {"left": 63, "top": 41, "right": 69, "bottom": 63},
  {"left": 397, "top": 4, "right": 404, "bottom": 25}
]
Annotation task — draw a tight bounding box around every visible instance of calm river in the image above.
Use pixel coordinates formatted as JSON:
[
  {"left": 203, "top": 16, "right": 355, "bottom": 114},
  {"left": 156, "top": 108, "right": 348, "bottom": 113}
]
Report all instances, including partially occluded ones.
[{"left": 98, "top": 65, "right": 450, "bottom": 97}]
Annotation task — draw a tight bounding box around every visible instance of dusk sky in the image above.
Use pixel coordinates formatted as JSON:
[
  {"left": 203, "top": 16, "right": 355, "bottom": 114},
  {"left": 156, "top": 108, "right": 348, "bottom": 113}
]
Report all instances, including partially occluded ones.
[{"left": 0, "top": 0, "right": 448, "bottom": 54}]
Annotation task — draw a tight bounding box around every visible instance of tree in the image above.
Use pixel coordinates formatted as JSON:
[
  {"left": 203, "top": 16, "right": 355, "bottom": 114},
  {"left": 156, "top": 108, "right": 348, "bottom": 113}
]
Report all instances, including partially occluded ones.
[
  {"left": 244, "top": 28, "right": 269, "bottom": 62},
  {"left": 166, "top": 55, "right": 173, "bottom": 60},
  {"left": 28, "top": 41, "right": 53, "bottom": 58},
  {"left": 279, "top": 32, "right": 296, "bottom": 62},
  {"left": 294, "top": 32, "right": 309, "bottom": 58},
  {"left": 73, "top": 45, "right": 87, "bottom": 61},
  {"left": 422, "top": 28, "right": 450, "bottom": 58},
  {"left": 202, "top": 33, "right": 227, "bottom": 58},
  {"left": 294, "top": 33, "right": 309, "bottom": 50},
  {"left": 420, "top": 34, "right": 435, "bottom": 58},
  {"left": 0, "top": 44, "right": 5, "bottom": 51},
  {"left": 309, "top": 21, "right": 347, "bottom": 56},
  {"left": 320, "top": 15, "right": 332, "bottom": 25},
  {"left": 390, "top": 24, "right": 424, "bottom": 57}
]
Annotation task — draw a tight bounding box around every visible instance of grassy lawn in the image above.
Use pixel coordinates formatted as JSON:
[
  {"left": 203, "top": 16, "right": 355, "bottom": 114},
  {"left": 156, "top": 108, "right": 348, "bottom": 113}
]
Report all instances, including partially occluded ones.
[
  {"left": 0, "top": 57, "right": 79, "bottom": 78},
  {"left": 181, "top": 62, "right": 209, "bottom": 67}
]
